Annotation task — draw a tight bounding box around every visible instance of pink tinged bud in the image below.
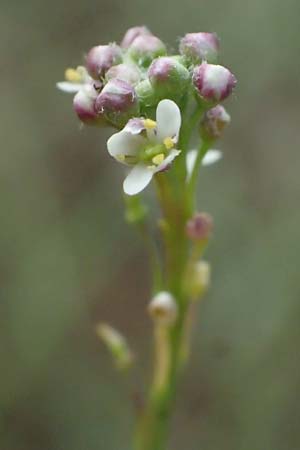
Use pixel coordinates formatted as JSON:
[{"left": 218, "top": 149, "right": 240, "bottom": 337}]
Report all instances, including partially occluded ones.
[
  {"left": 179, "top": 32, "right": 220, "bottom": 64},
  {"left": 128, "top": 35, "right": 167, "bottom": 67},
  {"left": 95, "top": 79, "right": 139, "bottom": 127},
  {"left": 148, "top": 56, "right": 190, "bottom": 99},
  {"left": 86, "top": 43, "right": 122, "bottom": 79},
  {"left": 201, "top": 105, "right": 231, "bottom": 139},
  {"left": 73, "top": 84, "right": 102, "bottom": 125},
  {"left": 106, "top": 63, "right": 141, "bottom": 86},
  {"left": 186, "top": 212, "right": 213, "bottom": 240},
  {"left": 192, "top": 63, "right": 237, "bottom": 102},
  {"left": 121, "top": 25, "right": 153, "bottom": 49}
]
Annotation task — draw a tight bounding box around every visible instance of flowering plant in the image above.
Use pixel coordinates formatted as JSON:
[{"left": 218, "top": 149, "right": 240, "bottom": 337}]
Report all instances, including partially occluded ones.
[{"left": 57, "top": 25, "right": 236, "bottom": 450}]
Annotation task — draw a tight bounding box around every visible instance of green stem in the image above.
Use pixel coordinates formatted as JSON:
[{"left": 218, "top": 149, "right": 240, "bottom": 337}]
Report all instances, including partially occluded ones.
[
  {"left": 134, "top": 183, "right": 189, "bottom": 450},
  {"left": 134, "top": 106, "right": 207, "bottom": 450},
  {"left": 186, "top": 139, "right": 212, "bottom": 214}
]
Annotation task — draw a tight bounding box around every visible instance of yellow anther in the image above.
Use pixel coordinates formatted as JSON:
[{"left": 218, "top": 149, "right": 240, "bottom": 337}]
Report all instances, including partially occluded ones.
[
  {"left": 65, "top": 68, "right": 82, "bottom": 83},
  {"left": 144, "top": 119, "right": 157, "bottom": 130},
  {"left": 163, "top": 137, "right": 174, "bottom": 150},
  {"left": 116, "top": 154, "right": 126, "bottom": 162},
  {"left": 152, "top": 153, "right": 165, "bottom": 165}
]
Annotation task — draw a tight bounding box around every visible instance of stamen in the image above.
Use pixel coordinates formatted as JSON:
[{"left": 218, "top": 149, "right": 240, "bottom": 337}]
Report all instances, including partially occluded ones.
[
  {"left": 152, "top": 153, "right": 165, "bottom": 165},
  {"left": 65, "top": 68, "right": 82, "bottom": 83},
  {"left": 116, "top": 154, "right": 126, "bottom": 162},
  {"left": 144, "top": 119, "right": 157, "bottom": 130},
  {"left": 163, "top": 137, "right": 174, "bottom": 150}
]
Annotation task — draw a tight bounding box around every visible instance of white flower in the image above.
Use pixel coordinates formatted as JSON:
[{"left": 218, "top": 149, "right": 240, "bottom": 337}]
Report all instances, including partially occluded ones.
[
  {"left": 186, "top": 148, "right": 222, "bottom": 181},
  {"left": 56, "top": 66, "right": 93, "bottom": 93},
  {"left": 107, "top": 99, "right": 182, "bottom": 195}
]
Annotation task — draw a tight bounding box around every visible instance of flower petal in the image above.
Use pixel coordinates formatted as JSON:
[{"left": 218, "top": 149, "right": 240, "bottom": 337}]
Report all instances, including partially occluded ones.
[
  {"left": 186, "top": 150, "right": 197, "bottom": 178},
  {"left": 154, "top": 149, "right": 181, "bottom": 173},
  {"left": 56, "top": 81, "right": 83, "bottom": 93},
  {"left": 186, "top": 148, "right": 222, "bottom": 179},
  {"left": 107, "top": 131, "right": 146, "bottom": 160},
  {"left": 123, "top": 163, "right": 154, "bottom": 195},
  {"left": 156, "top": 99, "right": 181, "bottom": 142},
  {"left": 124, "top": 118, "right": 146, "bottom": 135},
  {"left": 202, "top": 149, "right": 222, "bottom": 166}
]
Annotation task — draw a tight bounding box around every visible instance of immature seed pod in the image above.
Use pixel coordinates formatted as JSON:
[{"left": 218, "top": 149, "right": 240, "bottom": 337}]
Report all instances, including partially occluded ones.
[
  {"left": 179, "top": 32, "right": 220, "bottom": 64},
  {"left": 86, "top": 43, "right": 122, "bottom": 79},
  {"left": 188, "top": 261, "right": 211, "bottom": 299},
  {"left": 193, "top": 63, "right": 236, "bottom": 102},
  {"left": 96, "top": 323, "right": 134, "bottom": 370}
]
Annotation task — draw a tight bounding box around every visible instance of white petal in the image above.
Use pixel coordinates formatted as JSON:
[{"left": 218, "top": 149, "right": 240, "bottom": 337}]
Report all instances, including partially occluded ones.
[
  {"left": 124, "top": 118, "right": 146, "bottom": 135},
  {"left": 202, "top": 149, "right": 222, "bottom": 166},
  {"left": 107, "top": 131, "right": 146, "bottom": 159},
  {"left": 154, "top": 149, "right": 181, "bottom": 173},
  {"left": 56, "top": 81, "right": 83, "bottom": 93},
  {"left": 156, "top": 99, "right": 181, "bottom": 142},
  {"left": 186, "top": 149, "right": 222, "bottom": 180},
  {"left": 123, "top": 164, "right": 154, "bottom": 195},
  {"left": 186, "top": 150, "right": 197, "bottom": 178}
]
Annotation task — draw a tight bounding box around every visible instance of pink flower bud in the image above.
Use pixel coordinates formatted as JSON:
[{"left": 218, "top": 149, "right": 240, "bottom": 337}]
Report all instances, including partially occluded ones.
[
  {"left": 148, "top": 56, "right": 190, "bottom": 99},
  {"left": 73, "top": 83, "right": 104, "bottom": 125},
  {"left": 192, "top": 63, "right": 236, "bottom": 102},
  {"left": 128, "top": 35, "right": 167, "bottom": 67},
  {"left": 186, "top": 212, "right": 213, "bottom": 240},
  {"left": 201, "top": 105, "right": 231, "bottom": 139},
  {"left": 106, "top": 63, "right": 141, "bottom": 86},
  {"left": 95, "top": 79, "right": 139, "bottom": 127},
  {"left": 121, "top": 25, "right": 152, "bottom": 49},
  {"left": 179, "top": 32, "right": 219, "bottom": 64},
  {"left": 86, "top": 43, "right": 122, "bottom": 79}
]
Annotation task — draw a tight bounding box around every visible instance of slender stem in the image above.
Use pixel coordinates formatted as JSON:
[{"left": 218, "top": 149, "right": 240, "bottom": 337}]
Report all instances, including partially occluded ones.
[
  {"left": 186, "top": 139, "right": 212, "bottom": 214},
  {"left": 134, "top": 178, "right": 189, "bottom": 450},
  {"left": 134, "top": 107, "right": 207, "bottom": 450}
]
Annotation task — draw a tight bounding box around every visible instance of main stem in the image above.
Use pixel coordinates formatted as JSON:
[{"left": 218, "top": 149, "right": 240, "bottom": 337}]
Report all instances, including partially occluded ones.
[
  {"left": 134, "top": 199, "right": 188, "bottom": 450},
  {"left": 134, "top": 107, "right": 207, "bottom": 450},
  {"left": 134, "top": 175, "right": 190, "bottom": 450}
]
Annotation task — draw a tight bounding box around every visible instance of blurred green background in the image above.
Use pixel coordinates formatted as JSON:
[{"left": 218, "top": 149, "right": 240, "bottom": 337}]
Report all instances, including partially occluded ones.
[{"left": 1, "top": 0, "right": 300, "bottom": 449}]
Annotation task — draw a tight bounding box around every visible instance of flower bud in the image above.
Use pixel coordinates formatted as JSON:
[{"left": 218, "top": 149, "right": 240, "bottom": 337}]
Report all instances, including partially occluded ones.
[
  {"left": 201, "top": 105, "right": 231, "bottom": 139},
  {"left": 73, "top": 83, "right": 105, "bottom": 125},
  {"left": 128, "top": 35, "right": 167, "bottom": 67},
  {"left": 193, "top": 63, "right": 236, "bottom": 102},
  {"left": 95, "top": 79, "right": 139, "bottom": 127},
  {"left": 135, "top": 79, "right": 158, "bottom": 113},
  {"left": 148, "top": 57, "right": 190, "bottom": 100},
  {"left": 86, "top": 43, "right": 122, "bottom": 79},
  {"left": 148, "top": 291, "right": 178, "bottom": 325},
  {"left": 179, "top": 32, "right": 219, "bottom": 64},
  {"left": 187, "top": 261, "right": 211, "bottom": 299},
  {"left": 96, "top": 323, "right": 134, "bottom": 370},
  {"left": 186, "top": 212, "right": 213, "bottom": 241},
  {"left": 106, "top": 63, "right": 141, "bottom": 86},
  {"left": 121, "top": 25, "right": 153, "bottom": 49}
]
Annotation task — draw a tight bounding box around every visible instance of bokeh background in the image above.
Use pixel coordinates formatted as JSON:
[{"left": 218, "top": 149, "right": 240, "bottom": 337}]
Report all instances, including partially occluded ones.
[{"left": 1, "top": 0, "right": 300, "bottom": 449}]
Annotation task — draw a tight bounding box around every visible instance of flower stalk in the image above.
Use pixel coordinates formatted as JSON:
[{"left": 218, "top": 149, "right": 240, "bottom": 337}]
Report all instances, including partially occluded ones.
[{"left": 56, "top": 25, "right": 236, "bottom": 450}]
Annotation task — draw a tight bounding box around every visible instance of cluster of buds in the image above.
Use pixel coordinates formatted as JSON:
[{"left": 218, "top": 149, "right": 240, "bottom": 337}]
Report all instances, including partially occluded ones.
[
  {"left": 57, "top": 26, "right": 236, "bottom": 130},
  {"left": 57, "top": 26, "right": 236, "bottom": 195}
]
